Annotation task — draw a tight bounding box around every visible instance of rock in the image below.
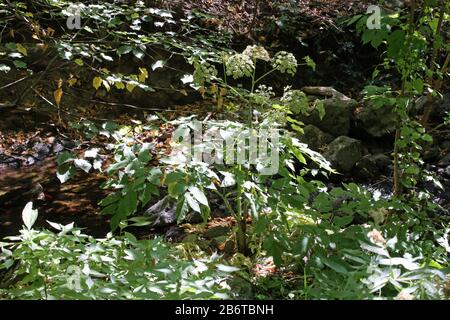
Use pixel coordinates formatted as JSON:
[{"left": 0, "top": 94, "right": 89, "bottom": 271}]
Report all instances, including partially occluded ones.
[
  {"left": 444, "top": 166, "right": 450, "bottom": 178},
  {"left": 298, "top": 87, "right": 357, "bottom": 137},
  {"left": 371, "top": 153, "right": 392, "bottom": 168},
  {"left": 26, "top": 156, "right": 36, "bottom": 166},
  {"left": 185, "top": 211, "right": 204, "bottom": 224},
  {"left": 52, "top": 142, "right": 64, "bottom": 153},
  {"left": 354, "top": 155, "right": 379, "bottom": 180},
  {"left": 354, "top": 153, "right": 391, "bottom": 180},
  {"left": 203, "top": 226, "right": 230, "bottom": 239},
  {"left": 430, "top": 93, "right": 450, "bottom": 120},
  {"left": 355, "top": 100, "right": 397, "bottom": 138},
  {"left": 441, "top": 141, "right": 450, "bottom": 151},
  {"left": 143, "top": 196, "right": 176, "bottom": 228},
  {"left": 299, "top": 124, "right": 333, "bottom": 151},
  {"left": 143, "top": 195, "right": 205, "bottom": 227},
  {"left": 164, "top": 225, "right": 185, "bottom": 242},
  {"left": 438, "top": 154, "right": 450, "bottom": 167},
  {"left": 32, "top": 142, "right": 50, "bottom": 160},
  {"left": 423, "top": 143, "right": 440, "bottom": 161},
  {"left": 324, "top": 136, "right": 364, "bottom": 172},
  {"left": 0, "top": 157, "right": 20, "bottom": 170},
  {"left": 61, "top": 139, "right": 76, "bottom": 149}
]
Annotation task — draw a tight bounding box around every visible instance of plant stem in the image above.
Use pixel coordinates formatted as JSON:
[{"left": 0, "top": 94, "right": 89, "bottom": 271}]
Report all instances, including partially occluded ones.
[
  {"left": 421, "top": 0, "right": 446, "bottom": 126},
  {"left": 393, "top": 128, "right": 402, "bottom": 197},
  {"left": 254, "top": 68, "right": 276, "bottom": 86}
]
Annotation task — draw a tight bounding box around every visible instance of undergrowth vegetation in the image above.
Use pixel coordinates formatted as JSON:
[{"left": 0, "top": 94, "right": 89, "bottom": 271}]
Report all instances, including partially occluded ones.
[{"left": 0, "top": 0, "right": 449, "bottom": 300}]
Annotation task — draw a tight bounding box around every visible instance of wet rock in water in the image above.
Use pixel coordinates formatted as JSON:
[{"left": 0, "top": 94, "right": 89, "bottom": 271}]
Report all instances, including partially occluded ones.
[
  {"left": 440, "top": 140, "right": 450, "bottom": 151},
  {"left": 298, "top": 87, "right": 357, "bottom": 137},
  {"left": 445, "top": 166, "right": 450, "bottom": 178},
  {"left": 299, "top": 124, "right": 333, "bottom": 151},
  {"left": 371, "top": 153, "right": 392, "bottom": 168},
  {"left": 430, "top": 93, "right": 450, "bottom": 120},
  {"left": 438, "top": 154, "right": 450, "bottom": 167},
  {"left": 143, "top": 196, "right": 176, "bottom": 228},
  {"left": 423, "top": 142, "right": 440, "bottom": 161},
  {"left": 324, "top": 136, "right": 363, "bottom": 172},
  {"left": 354, "top": 155, "right": 380, "bottom": 180},
  {"left": 354, "top": 153, "right": 392, "bottom": 180},
  {"left": 355, "top": 100, "right": 397, "bottom": 138}
]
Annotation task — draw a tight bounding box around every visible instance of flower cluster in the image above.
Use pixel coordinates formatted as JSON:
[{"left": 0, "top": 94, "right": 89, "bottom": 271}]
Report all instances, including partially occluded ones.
[
  {"left": 272, "top": 51, "right": 298, "bottom": 76},
  {"left": 225, "top": 53, "right": 255, "bottom": 79},
  {"left": 193, "top": 60, "right": 218, "bottom": 86},
  {"left": 242, "top": 45, "right": 271, "bottom": 62},
  {"left": 280, "top": 87, "right": 309, "bottom": 114}
]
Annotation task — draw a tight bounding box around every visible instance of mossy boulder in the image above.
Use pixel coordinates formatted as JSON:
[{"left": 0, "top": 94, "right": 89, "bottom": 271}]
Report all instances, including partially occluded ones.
[
  {"left": 299, "top": 124, "right": 334, "bottom": 151},
  {"left": 324, "top": 136, "right": 364, "bottom": 172},
  {"left": 297, "top": 87, "right": 358, "bottom": 137}
]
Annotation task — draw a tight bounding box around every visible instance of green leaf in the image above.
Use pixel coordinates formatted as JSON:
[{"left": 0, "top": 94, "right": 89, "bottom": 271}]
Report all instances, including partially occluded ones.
[
  {"left": 22, "top": 202, "right": 38, "bottom": 230},
  {"left": 185, "top": 192, "right": 200, "bottom": 212},
  {"left": 176, "top": 196, "right": 189, "bottom": 223},
  {"left": 303, "top": 56, "right": 316, "bottom": 71},
  {"left": 57, "top": 151, "right": 75, "bottom": 165},
  {"left": 13, "top": 60, "right": 27, "bottom": 69},
  {"left": 216, "top": 264, "right": 240, "bottom": 272},
  {"left": 117, "top": 46, "right": 133, "bottom": 55},
  {"left": 57, "top": 165, "right": 76, "bottom": 183},
  {"left": 188, "top": 186, "right": 208, "bottom": 206},
  {"left": 320, "top": 256, "right": 348, "bottom": 274},
  {"left": 334, "top": 215, "right": 353, "bottom": 227},
  {"left": 93, "top": 76, "right": 103, "bottom": 90},
  {"left": 118, "top": 190, "right": 138, "bottom": 217},
  {"left": 74, "top": 159, "right": 92, "bottom": 173},
  {"left": 151, "top": 60, "right": 165, "bottom": 70},
  {"left": 99, "top": 193, "right": 120, "bottom": 207}
]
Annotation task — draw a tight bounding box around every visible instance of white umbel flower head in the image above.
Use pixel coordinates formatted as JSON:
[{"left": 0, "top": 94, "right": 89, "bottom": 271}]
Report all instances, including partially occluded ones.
[
  {"left": 272, "top": 51, "right": 298, "bottom": 76},
  {"left": 226, "top": 53, "right": 255, "bottom": 79},
  {"left": 242, "top": 45, "right": 271, "bottom": 62}
]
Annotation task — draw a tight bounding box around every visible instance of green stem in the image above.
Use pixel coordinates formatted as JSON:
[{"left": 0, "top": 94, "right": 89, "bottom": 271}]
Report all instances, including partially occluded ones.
[
  {"left": 254, "top": 68, "right": 276, "bottom": 86},
  {"left": 213, "top": 189, "right": 235, "bottom": 216}
]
